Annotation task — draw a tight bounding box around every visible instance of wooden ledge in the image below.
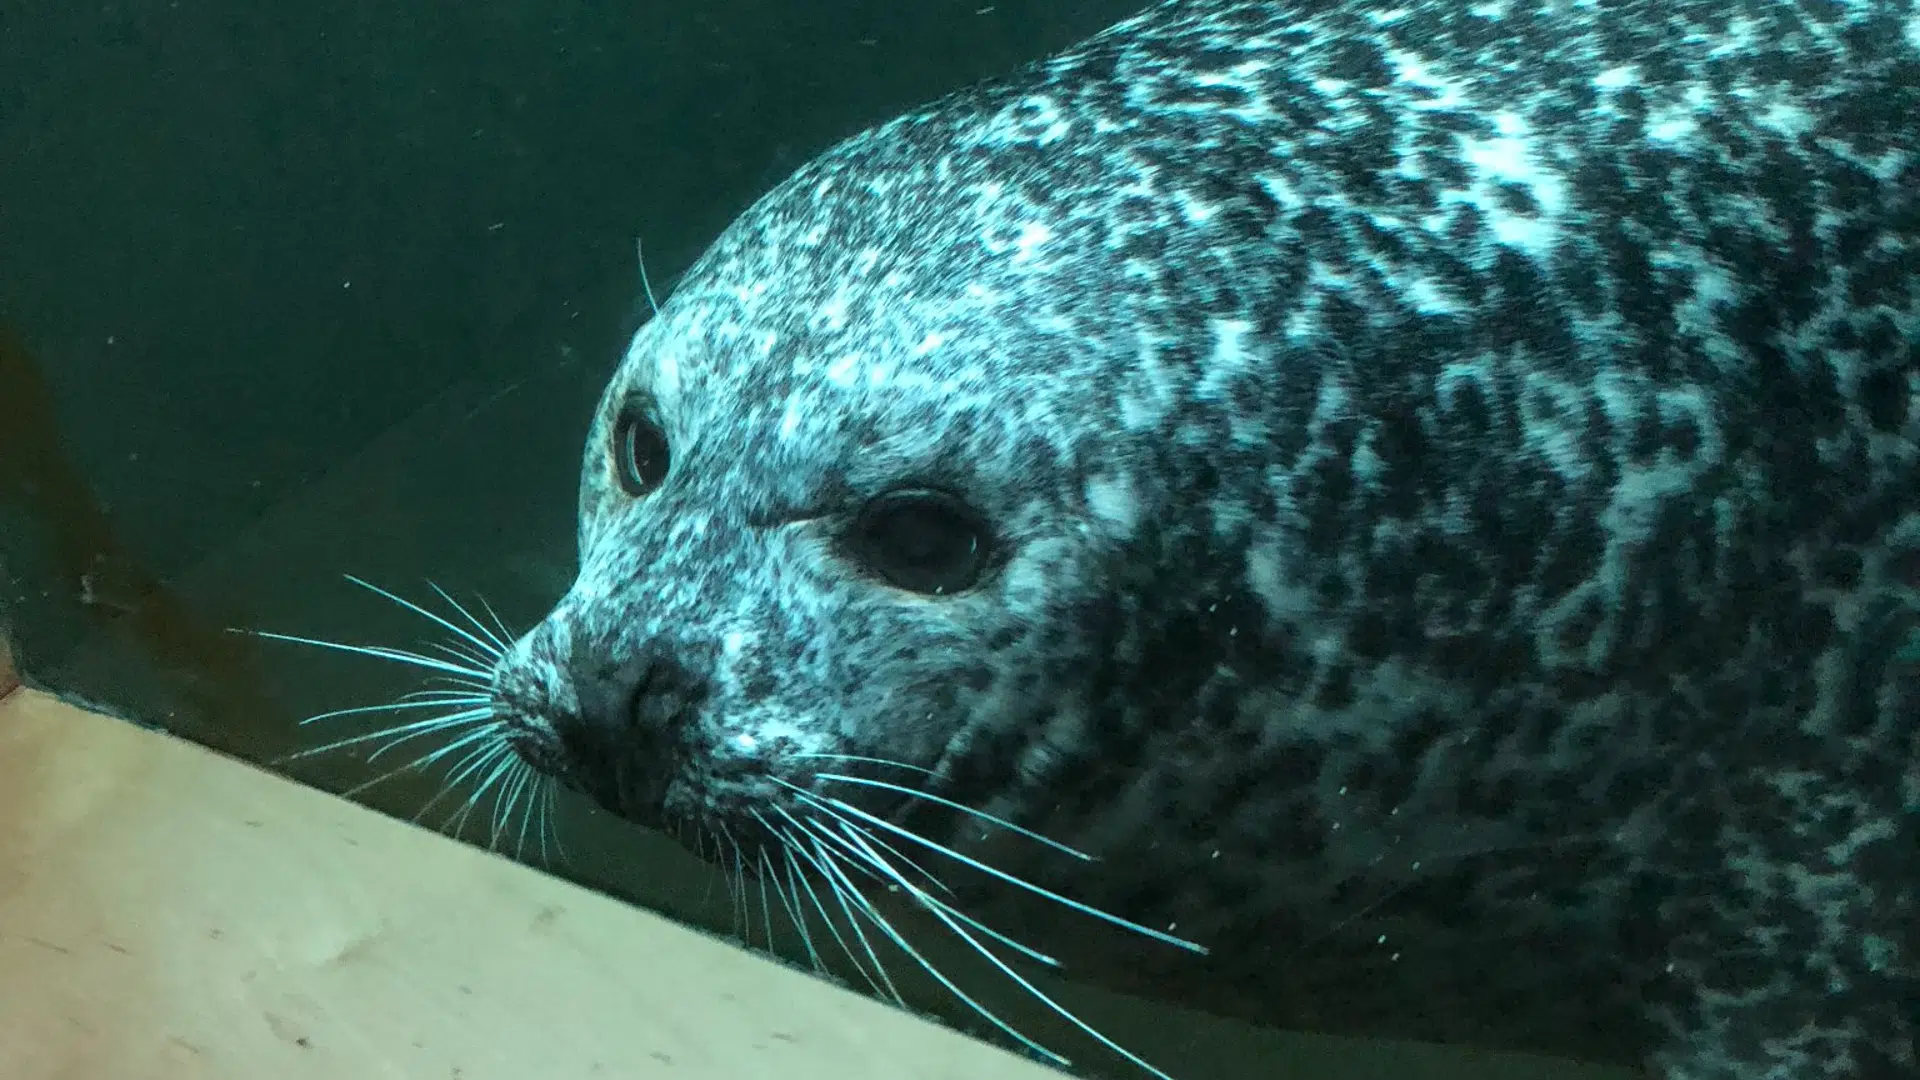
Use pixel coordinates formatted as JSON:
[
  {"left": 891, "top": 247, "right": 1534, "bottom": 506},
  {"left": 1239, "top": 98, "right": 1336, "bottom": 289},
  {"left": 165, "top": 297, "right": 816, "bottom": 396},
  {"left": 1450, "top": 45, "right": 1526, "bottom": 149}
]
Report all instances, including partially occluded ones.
[{"left": 0, "top": 683, "right": 1059, "bottom": 1080}]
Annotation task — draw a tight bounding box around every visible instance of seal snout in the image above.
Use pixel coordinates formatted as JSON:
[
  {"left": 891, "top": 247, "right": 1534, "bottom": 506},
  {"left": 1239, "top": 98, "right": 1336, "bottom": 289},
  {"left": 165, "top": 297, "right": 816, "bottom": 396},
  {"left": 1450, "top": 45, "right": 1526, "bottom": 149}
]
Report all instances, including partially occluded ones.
[
  {"left": 493, "top": 623, "right": 716, "bottom": 828},
  {"left": 552, "top": 642, "right": 710, "bottom": 823}
]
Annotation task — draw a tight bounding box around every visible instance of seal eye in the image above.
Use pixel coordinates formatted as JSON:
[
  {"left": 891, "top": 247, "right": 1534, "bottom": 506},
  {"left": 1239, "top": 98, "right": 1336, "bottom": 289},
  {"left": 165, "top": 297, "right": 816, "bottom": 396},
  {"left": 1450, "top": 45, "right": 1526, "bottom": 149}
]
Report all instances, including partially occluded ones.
[
  {"left": 613, "top": 407, "right": 671, "bottom": 497},
  {"left": 846, "top": 489, "right": 992, "bottom": 596}
]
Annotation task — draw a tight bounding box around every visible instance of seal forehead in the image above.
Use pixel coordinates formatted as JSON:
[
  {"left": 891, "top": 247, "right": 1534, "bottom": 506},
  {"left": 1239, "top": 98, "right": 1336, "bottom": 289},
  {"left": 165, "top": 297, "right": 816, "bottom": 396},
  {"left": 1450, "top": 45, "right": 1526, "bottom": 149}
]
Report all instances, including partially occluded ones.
[{"left": 616, "top": 79, "right": 1274, "bottom": 448}]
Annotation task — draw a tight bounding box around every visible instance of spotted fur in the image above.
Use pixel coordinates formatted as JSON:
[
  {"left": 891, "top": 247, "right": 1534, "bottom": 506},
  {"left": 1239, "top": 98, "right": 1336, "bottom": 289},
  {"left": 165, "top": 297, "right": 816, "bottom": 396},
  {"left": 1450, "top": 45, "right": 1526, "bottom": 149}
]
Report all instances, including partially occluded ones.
[{"left": 492, "top": 0, "right": 1920, "bottom": 1075}]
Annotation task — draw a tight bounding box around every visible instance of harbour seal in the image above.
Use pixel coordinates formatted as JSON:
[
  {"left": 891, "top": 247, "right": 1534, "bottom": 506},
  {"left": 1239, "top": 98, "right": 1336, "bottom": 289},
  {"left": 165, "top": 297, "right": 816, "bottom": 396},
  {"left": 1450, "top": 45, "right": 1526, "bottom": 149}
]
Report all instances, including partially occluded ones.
[{"left": 316, "top": 0, "right": 1918, "bottom": 1076}]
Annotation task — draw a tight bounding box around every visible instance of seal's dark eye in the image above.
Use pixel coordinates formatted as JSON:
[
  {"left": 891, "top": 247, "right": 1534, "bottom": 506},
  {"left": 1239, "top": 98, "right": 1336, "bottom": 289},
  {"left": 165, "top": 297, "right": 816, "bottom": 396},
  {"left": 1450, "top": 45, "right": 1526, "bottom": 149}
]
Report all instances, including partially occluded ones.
[
  {"left": 613, "top": 408, "right": 670, "bottom": 496},
  {"left": 846, "top": 489, "right": 992, "bottom": 596}
]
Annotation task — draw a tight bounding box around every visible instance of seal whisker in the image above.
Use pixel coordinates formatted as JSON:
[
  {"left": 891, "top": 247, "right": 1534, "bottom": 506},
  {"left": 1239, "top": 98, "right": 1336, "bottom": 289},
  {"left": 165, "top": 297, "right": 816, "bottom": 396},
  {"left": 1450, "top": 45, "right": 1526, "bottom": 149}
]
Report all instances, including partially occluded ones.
[
  {"left": 788, "top": 831, "right": 915, "bottom": 1009},
  {"left": 246, "top": 628, "right": 490, "bottom": 681},
  {"left": 342, "top": 574, "right": 507, "bottom": 667},
  {"left": 541, "top": 781, "right": 559, "bottom": 866},
  {"left": 755, "top": 849, "right": 779, "bottom": 955},
  {"left": 386, "top": 718, "right": 502, "bottom": 780},
  {"left": 325, "top": 717, "right": 497, "bottom": 804},
  {"left": 792, "top": 787, "right": 1206, "bottom": 955},
  {"left": 795, "top": 826, "right": 1071, "bottom": 1069},
  {"left": 278, "top": 705, "right": 492, "bottom": 764},
  {"left": 791, "top": 752, "right": 937, "bottom": 778},
  {"left": 774, "top": 813, "right": 903, "bottom": 1003},
  {"left": 476, "top": 750, "right": 532, "bottom": 848},
  {"left": 423, "top": 581, "right": 514, "bottom": 657},
  {"left": 484, "top": 760, "right": 521, "bottom": 852},
  {"left": 634, "top": 235, "right": 662, "bottom": 318},
  {"left": 812, "top": 772, "right": 1095, "bottom": 861},
  {"left": 474, "top": 750, "right": 526, "bottom": 852},
  {"left": 294, "top": 691, "right": 489, "bottom": 728},
  {"left": 777, "top": 790, "right": 955, "bottom": 897},
  {"left": 832, "top": 820, "right": 1178, "bottom": 1080},
  {"left": 426, "top": 737, "right": 518, "bottom": 834},
  {"left": 360, "top": 707, "right": 496, "bottom": 766},
  {"left": 494, "top": 760, "right": 536, "bottom": 855},
  {"left": 687, "top": 824, "right": 724, "bottom": 908},
  {"left": 513, "top": 766, "right": 546, "bottom": 862},
  {"left": 798, "top": 814, "right": 1062, "bottom": 968},
  {"left": 471, "top": 593, "right": 517, "bottom": 654},
  {"left": 330, "top": 735, "right": 470, "bottom": 801},
  {"left": 532, "top": 779, "right": 561, "bottom": 867},
  {"left": 425, "top": 639, "right": 500, "bottom": 673},
  {"left": 417, "top": 674, "right": 494, "bottom": 694},
  {"left": 753, "top": 812, "right": 828, "bottom": 974},
  {"left": 717, "top": 824, "right": 751, "bottom": 941},
  {"left": 507, "top": 766, "right": 539, "bottom": 863},
  {"left": 774, "top": 845, "right": 831, "bottom": 977}
]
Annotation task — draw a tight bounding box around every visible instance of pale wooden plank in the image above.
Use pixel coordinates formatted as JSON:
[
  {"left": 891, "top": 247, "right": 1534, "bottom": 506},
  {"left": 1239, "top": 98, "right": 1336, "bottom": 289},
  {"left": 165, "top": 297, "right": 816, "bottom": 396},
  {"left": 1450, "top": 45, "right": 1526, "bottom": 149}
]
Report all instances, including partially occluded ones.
[{"left": 0, "top": 686, "right": 1061, "bottom": 1080}]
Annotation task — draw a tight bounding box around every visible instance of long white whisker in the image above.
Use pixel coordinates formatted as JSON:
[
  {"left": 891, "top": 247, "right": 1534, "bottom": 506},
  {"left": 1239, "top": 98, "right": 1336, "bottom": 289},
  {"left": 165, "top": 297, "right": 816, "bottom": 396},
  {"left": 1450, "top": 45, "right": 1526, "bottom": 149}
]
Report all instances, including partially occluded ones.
[
  {"left": 365, "top": 708, "right": 496, "bottom": 765},
  {"left": 802, "top": 816, "right": 1060, "bottom": 968},
  {"left": 774, "top": 828, "right": 892, "bottom": 994},
  {"left": 750, "top": 813, "right": 826, "bottom": 972},
  {"left": 419, "top": 673, "right": 494, "bottom": 694},
  {"left": 492, "top": 760, "right": 533, "bottom": 852},
  {"left": 782, "top": 824, "right": 907, "bottom": 1007},
  {"left": 719, "top": 825, "right": 750, "bottom": 940},
  {"left": 334, "top": 743, "right": 454, "bottom": 801},
  {"left": 426, "top": 582, "right": 512, "bottom": 656},
  {"left": 789, "top": 785, "right": 1206, "bottom": 955},
  {"left": 296, "top": 692, "right": 489, "bottom": 728},
  {"left": 333, "top": 716, "right": 497, "bottom": 803},
  {"left": 397, "top": 720, "right": 503, "bottom": 775},
  {"left": 635, "top": 235, "right": 662, "bottom": 316},
  {"left": 792, "top": 752, "right": 937, "bottom": 777},
  {"left": 479, "top": 752, "right": 528, "bottom": 851},
  {"left": 473, "top": 592, "right": 517, "bottom": 650},
  {"left": 244, "top": 629, "right": 488, "bottom": 680},
  {"left": 835, "top": 821, "right": 1177, "bottom": 1080},
  {"left": 435, "top": 743, "right": 507, "bottom": 833},
  {"left": 753, "top": 851, "right": 774, "bottom": 953},
  {"left": 799, "top": 809, "right": 955, "bottom": 898},
  {"left": 511, "top": 764, "right": 542, "bottom": 860},
  {"left": 799, "top": 830, "right": 1067, "bottom": 1068},
  {"left": 814, "top": 773, "right": 1095, "bottom": 861},
  {"left": 426, "top": 738, "right": 516, "bottom": 831},
  {"left": 282, "top": 707, "right": 491, "bottom": 763},
  {"left": 536, "top": 779, "right": 563, "bottom": 867},
  {"left": 427, "top": 639, "right": 499, "bottom": 672},
  {"left": 418, "top": 742, "right": 501, "bottom": 833},
  {"left": 772, "top": 846, "right": 828, "bottom": 975},
  {"left": 342, "top": 575, "right": 506, "bottom": 667}
]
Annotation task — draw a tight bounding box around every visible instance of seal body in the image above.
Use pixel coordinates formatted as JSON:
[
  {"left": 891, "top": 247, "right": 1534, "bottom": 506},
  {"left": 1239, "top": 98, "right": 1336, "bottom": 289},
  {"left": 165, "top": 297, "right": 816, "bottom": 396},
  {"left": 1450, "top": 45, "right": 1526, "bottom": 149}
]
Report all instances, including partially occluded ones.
[{"left": 490, "top": 0, "right": 1919, "bottom": 1075}]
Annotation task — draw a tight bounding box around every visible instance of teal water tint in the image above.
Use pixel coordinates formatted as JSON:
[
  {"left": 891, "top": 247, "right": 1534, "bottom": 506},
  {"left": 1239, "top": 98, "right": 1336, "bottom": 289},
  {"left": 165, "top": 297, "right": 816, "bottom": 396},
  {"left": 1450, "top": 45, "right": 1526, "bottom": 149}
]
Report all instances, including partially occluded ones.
[{"left": 1, "top": 3, "right": 1652, "bottom": 1080}]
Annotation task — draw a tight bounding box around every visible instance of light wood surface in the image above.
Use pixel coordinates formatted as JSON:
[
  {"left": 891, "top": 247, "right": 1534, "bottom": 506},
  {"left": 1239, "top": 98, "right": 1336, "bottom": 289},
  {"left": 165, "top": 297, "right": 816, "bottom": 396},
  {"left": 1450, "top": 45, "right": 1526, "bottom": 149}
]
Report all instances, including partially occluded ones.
[{"left": 0, "top": 684, "right": 1062, "bottom": 1080}]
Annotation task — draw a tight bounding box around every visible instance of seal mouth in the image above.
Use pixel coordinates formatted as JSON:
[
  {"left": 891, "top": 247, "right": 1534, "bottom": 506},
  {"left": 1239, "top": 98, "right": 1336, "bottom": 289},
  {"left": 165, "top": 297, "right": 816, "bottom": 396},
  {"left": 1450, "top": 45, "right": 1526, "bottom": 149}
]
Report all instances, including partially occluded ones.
[
  {"left": 502, "top": 721, "right": 568, "bottom": 779},
  {"left": 499, "top": 715, "right": 682, "bottom": 828}
]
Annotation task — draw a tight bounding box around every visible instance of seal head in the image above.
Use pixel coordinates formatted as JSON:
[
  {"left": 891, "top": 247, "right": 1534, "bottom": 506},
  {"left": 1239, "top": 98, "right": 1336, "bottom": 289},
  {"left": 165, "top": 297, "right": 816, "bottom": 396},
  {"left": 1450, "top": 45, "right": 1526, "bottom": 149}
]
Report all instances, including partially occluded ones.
[{"left": 486, "top": 0, "right": 1919, "bottom": 1075}]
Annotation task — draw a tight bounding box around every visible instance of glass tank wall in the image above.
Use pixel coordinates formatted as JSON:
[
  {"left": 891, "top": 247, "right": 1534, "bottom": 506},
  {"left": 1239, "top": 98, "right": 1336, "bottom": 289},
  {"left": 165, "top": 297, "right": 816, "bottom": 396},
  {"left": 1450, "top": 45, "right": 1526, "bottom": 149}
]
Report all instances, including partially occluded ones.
[{"left": 1, "top": 3, "right": 1702, "bottom": 1079}]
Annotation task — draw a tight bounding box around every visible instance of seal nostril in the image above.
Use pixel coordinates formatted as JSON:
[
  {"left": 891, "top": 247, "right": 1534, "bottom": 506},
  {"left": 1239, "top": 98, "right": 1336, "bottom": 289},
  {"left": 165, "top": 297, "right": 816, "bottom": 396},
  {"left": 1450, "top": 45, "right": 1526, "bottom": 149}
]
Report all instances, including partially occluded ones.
[
  {"left": 562, "top": 640, "right": 709, "bottom": 820},
  {"left": 627, "top": 650, "right": 707, "bottom": 733}
]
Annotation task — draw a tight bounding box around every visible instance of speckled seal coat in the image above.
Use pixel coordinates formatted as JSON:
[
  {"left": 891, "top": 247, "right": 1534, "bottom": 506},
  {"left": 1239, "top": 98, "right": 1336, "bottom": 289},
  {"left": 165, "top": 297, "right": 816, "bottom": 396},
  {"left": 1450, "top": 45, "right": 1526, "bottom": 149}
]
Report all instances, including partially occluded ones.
[{"left": 489, "top": 0, "right": 1919, "bottom": 1076}]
